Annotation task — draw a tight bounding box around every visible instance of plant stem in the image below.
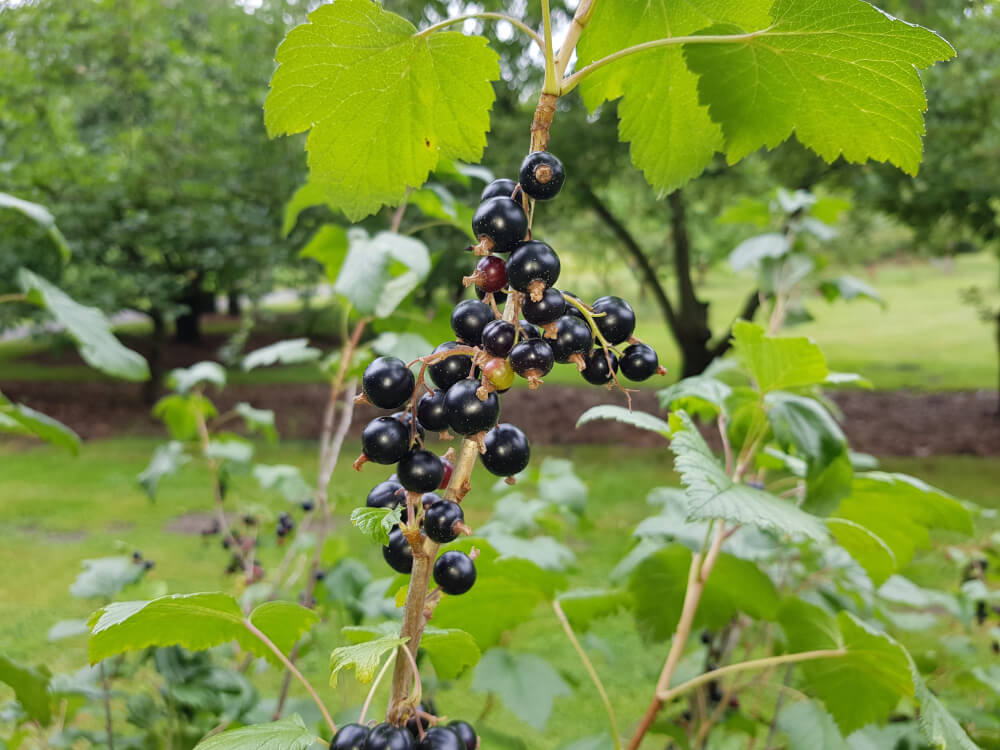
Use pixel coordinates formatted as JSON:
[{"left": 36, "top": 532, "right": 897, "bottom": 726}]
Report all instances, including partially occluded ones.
[
  {"left": 764, "top": 665, "right": 794, "bottom": 750},
  {"left": 554, "top": 0, "right": 596, "bottom": 79},
  {"left": 99, "top": 661, "right": 114, "bottom": 750},
  {"left": 360, "top": 651, "right": 398, "bottom": 724},
  {"left": 553, "top": 600, "right": 622, "bottom": 750},
  {"left": 0, "top": 293, "right": 26, "bottom": 304},
  {"left": 242, "top": 618, "right": 337, "bottom": 735},
  {"left": 540, "top": 0, "right": 559, "bottom": 95},
  {"left": 416, "top": 12, "right": 544, "bottom": 49}
]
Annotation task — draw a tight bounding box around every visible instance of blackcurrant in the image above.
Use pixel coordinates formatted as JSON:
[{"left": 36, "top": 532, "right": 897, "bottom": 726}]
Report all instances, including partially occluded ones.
[
  {"left": 367, "top": 479, "right": 404, "bottom": 509},
  {"left": 439, "top": 458, "right": 454, "bottom": 489},
  {"left": 471, "top": 255, "right": 507, "bottom": 294},
  {"left": 519, "top": 151, "right": 565, "bottom": 200},
  {"left": 518, "top": 320, "right": 541, "bottom": 339},
  {"left": 443, "top": 379, "right": 500, "bottom": 435},
  {"left": 481, "top": 423, "right": 530, "bottom": 477},
  {"left": 397, "top": 450, "right": 445, "bottom": 493},
  {"left": 406, "top": 708, "right": 430, "bottom": 739},
  {"left": 392, "top": 411, "right": 424, "bottom": 443},
  {"left": 331, "top": 723, "right": 369, "bottom": 750},
  {"left": 509, "top": 339, "right": 554, "bottom": 380},
  {"left": 416, "top": 728, "right": 463, "bottom": 750},
  {"left": 433, "top": 550, "right": 477, "bottom": 595},
  {"left": 581, "top": 348, "right": 619, "bottom": 386},
  {"left": 416, "top": 390, "right": 450, "bottom": 433},
  {"left": 363, "top": 357, "right": 415, "bottom": 410},
  {"left": 450, "top": 300, "right": 494, "bottom": 346},
  {"left": 447, "top": 722, "right": 477, "bottom": 750},
  {"left": 480, "top": 178, "right": 520, "bottom": 202},
  {"left": 472, "top": 197, "right": 527, "bottom": 253},
  {"left": 481, "top": 320, "right": 516, "bottom": 358},
  {"left": 620, "top": 343, "right": 659, "bottom": 381},
  {"left": 522, "top": 286, "right": 566, "bottom": 326},
  {"left": 364, "top": 723, "right": 414, "bottom": 750},
  {"left": 482, "top": 357, "right": 515, "bottom": 391},
  {"left": 362, "top": 416, "right": 410, "bottom": 464},
  {"left": 424, "top": 500, "right": 465, "bottom": 543},
  {"left": 591, "top": 295, "right": 636, "bottom": 345},
  {"left": 383, "top": 528, "right": 414, "bottom": 575},
  {"left": 550, "top": 315, "right": 593, "bottom": 363},
  {"left": 475, "top": 285, "right": 507, "bottom": 306},
  {"left": 562, "top": 291, "right": 586, "bottom": 320},
  {"left": 506, "top": 240, "right": 560, "bottom": 300},
  {"left": 421, "top": 492, "right": 442, "bottom": 509},
  {"left": 428, "top": 342, "right": 473, "bottom": 391}
]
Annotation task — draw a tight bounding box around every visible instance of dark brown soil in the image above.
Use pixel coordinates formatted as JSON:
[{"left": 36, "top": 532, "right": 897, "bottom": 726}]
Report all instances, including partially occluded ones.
[{"left": 3, "top": 381, "right": 997, "bottom": 457}]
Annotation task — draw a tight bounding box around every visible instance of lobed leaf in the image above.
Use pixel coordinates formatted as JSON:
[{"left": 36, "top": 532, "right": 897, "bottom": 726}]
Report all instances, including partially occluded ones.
[
  {"left": 192, "top": 715, "right": 316, "bottom": 750},
  {"left": 576, "top": 405, "right": 671, "bottom": 438},
  {"left": 242, "top": 339, "right": 321, "bottom": 371},
  {"left": 731, "top": 321, "right": 828, "bottom": 393},
  {"left": 350, "top": 506, "right": 403, "bottom": 547},
  {"left": 0, "top": 395, "right": 80, "bottom": 454},
  {"left": 329, "top": 635, "right": 407, "bottom": 687},
  {"left": 470, "top": 648, "right": 570, "bottom": 731},
  {"left": 343, "top": 623, "right": 480, "bottom": 680},
  {"left": 138, "top": 441, "right": 190, "bottom": 501}
]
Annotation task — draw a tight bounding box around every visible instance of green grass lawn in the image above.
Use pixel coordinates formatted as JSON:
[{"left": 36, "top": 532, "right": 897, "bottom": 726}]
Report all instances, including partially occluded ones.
[{"left": 2, "top": 437, "right": 999, "bottom": 748}]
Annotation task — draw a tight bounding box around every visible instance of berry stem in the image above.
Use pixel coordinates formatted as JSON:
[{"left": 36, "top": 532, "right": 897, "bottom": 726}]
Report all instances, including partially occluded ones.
[{"left": 359, "top": 650, "right": 397, "bottom": 724}]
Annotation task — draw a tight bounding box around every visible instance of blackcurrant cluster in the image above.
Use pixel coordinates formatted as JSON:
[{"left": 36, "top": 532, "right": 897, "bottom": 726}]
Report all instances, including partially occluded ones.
[
  {"left": 331, "top": 718, "right": 478, "bottom": 750},
  {"left": 276, "top": 511, "right": 295, "bottom": 540}
]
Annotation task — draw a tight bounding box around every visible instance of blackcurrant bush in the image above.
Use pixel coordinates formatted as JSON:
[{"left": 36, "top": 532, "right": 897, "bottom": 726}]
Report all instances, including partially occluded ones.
[
  {"left": 471, "top": 255, "right": 507, "bottom": 294},
  {"left": 481, "top": 320, "right": 516, "bottom": 358},
  {"left": 364, "top": 723, "right": 414, "bottom": 750},
  {"left": 447, "top": 722, "right": 477, "bottom": 750},
  {"left": 392, "top": 411, "right": 424, "bottom": 443},
  {"left": 450, "top": 300, "right": 494, "bottom": 346},
  {"left": 397, "top": 450, "right": 445, "bottom": 493},
  {"left": 367, "top": 479, "right": 404, "bottom": 509},
  {"left": 506, "top": 240, "right": 560, "bottom": 300},
  {"left": 581, "top": 348, "right": 619, "bottom": 386},
  {"left": 591, "top": 295, "right": 636, "bottom": 345},
  {"left": 475, "top": 285, "right": 507, "bottom": 306},
  {"left": 383, "top": 528, "right": 414, "bottom": 575},
  {"left": 416, "top": 390, "right": 450, "bottom": 433},
  {"left": 480, "top": 178, "right": 520, "bottom": 202},
  {"left": 550, "top": 315, "right": 593, "bottom": 363},
  {"left": 331, "top": 723, "right": 369, "bottom": 750},
  {"left": 620, "top": 343, "right": 659, "bottom": 381},
  {"left": 424, "top": 500, "right": 465, "bottom": 543},
  {"left": 443, "top": 379, "right": 500, "bottom": 435},
  {"left": 362, "top": 416, "right": 410, "bottom": 464},
  {"left": 509, "top": 339, "right": 554, "bottom": 380},
  {"left": 481, "top": 423, "right": 530, "bottom": 477},
  {"left": 428, "top": 342, "right": 473, "bottom": 391},
  {"left": 522, "top": 286, "right": 566, "bottom": 326},
  {"left": 481, "top": 357, "right": 515, "bottom": 391},
  {"left": 416, "top": 727, "right": 463, "bottom": 750},
  {"left": 472, "top": 197, "right": 527, "bottom": 253},
  {"left": 433, "top": 550, "right": 477, "bottom": 595},
  {"left": 519, "top": 151, "right": 565, "bottom": 200},
  {"left": 362, "top": 357, "right": 415, "bottom": 410}
]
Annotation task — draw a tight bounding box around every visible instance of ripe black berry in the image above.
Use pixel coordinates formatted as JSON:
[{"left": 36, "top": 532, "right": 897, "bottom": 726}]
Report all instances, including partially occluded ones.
[
  {"left": 417, "top": 390, "right": 450, "bottom": 433},
  {"left": 428, "top": 342, "right": 473, "bottom": 391},
  {"left": 591, "top": 296, "right": 636, "bottom": 345},
  {"left": 519, "top": 151, "right": 565, "bottom": 200},
  {"left": 397, "top": 450, "right": 445, "bottom": 493},
  {"left": 416, "top": 727, "right": 463, "bottom": 750},
  {"left": 392, "top": 411, "right": 424, "bottom": 443},
  {"left": 518, "top": 320, "right": 540, "bottom": 339},
  {"left": 383, "top": 529, "right": 414, "bottom": 575},
  {"left": 550, "top": 315, "right": 593, "bottom": 363},
  {"left": 447, "top": 722, "right": 476, "bottom": 750},
  {"left": 472, "top": 255, "right": 507, "bottom": 294},
  {"left": 506, "top": 241, "right": 560, "bottom": 300},
  {"left": 581, "top": 348, "right": 619, "bottom": 385},
  {"left": 424, "top": 500, "right": 464, "bottom": 543},
  {"left": 450, "top": 300, "right": 494, "bottom": 346},
  {"left": 522, "top": 287, "right": 566, "bottom": 326},
  {"left": 300, "top": 500, "right": 315, "bottom": 512},
  {"left": 481, "top": 320, "right": 516, "bottom": 358},
  {"left": 406, "top": 709, "right": 430, "bottom": 739},
  {"left": 363, "top": 357, "right": 415, "bottom": 410},
  {"left": 365, "top": 723, "right": 415, "bottom": 750},
  {"left": 509, "top": 339, "right": 554, "bottom": 380},
  {"left": 433, "top": 551, "right": 477, "bottom": 595},
  {"left": 481, "top": 423, "right": 530, "bottom": 477},
  {"left": 480, "top": 178, "right": 520, "bottom": 202},
  {"left": 443, "top": 379, "right": 500, "bottom": 435},
  {"left": 362, "top": 416, "right": 410, "bottom": 464},
  {"left": 331, "top": 723, "right": 369, "bottom": 750},
  {"left": 421, "top": 492, "right": 442, "bottom": 509},
  {"left": 475, "top": 285, "right": 507, "bottom": 306},
  {"left": 472, "top": 197, "right": 527, "bottom": 253},
  {"left": 367, "top": 479, "right": 404, "bottom": 509},
  {"left": 620, "top": 343, "right": 659, "bottom": 381}
]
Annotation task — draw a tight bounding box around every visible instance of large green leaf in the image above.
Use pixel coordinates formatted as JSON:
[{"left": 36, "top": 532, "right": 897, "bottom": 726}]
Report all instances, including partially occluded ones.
[
  {"left": 0, "top": 395, "right": 80, "bottom": 455},
  {"left": 731, "top": 321, "right": 828, "bottom": 393},
  {"left": 329, "top": 635, "right": 407, "bottom": 687},
  {"left": 0, "top": 193, "right": 70, "bottom": 261},
  {"left": 247, "top": 602, "right": 320, "bottom": 657},
  {"left": 17, "top": 269, "right": 148, "bottom": 381},
  {"left": 470, "top": 648, "right": 571, "bottom": 731},
  {"left": 242, "top": 339, "right": 321, "bottom": 371},
  {"left": 827, "top": 518, "right": 896, "bottom": 587},
  {"left": 683, "top": 0, "right": 953, "bottom": 175},
  {"left": 138, "top": 441, "right": 190, "bottom": 501},
  {"left": 167, "top": 362, "right": 226, "bottom": 394},
  {"left": 657, "top": 375, "right": 732, "bottom": 418},
  {"left": 70, "top": 556, "right": 145, "bottom": 599},
  {"left": 332, "top": 229, "right": 431, "bottom": 318},
  {"left": 556, "top": 589, "right": 631, "bottom": 633},
  {"left": 265, "top": 0, "right": 499, "bottom": 220},
  {"left": 342, "top": 624, "right": 481, "bottom": 680},
  {"left": 0, "top": 656, "right": 52, "bottom": 726},
  {"left": 192, "top": 715, "right": 317, "bottom": 750},
  {"left": 777, "top": 700, "right": 850, "bottom": 750},
  {"left": 912, "top": 666, "right": 981, "bottom": 750}
]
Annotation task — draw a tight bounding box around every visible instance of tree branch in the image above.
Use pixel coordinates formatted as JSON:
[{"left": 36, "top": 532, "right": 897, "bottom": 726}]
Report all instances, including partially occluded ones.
[{"left": 709, "top": 289, "right": 763, "bottom": 359}]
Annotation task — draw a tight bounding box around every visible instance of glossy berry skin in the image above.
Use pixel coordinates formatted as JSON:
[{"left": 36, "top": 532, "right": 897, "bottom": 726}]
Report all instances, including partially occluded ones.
[
  {"left": 591, "top": 296, "right": 636, "bottom": 345},
  {"left": 519, "top": 151, "right": 565, "bottom": 200},
  {"left": 518, "top": 320, "right": 540, "bottom": 339},
  {"left": 443, "top": 379, "right": 500, "bottom": 435},
  {"left": 522, "top": 286, "right": 566, "bottom": 326},
  {"left": 447, "top": 722, "right": 478, "bottom": 750},
  {"left": 367, "top": 480, "right": 404, "bottom": 510},
  {"left": 451, "top": 300, "right": 494, "bottom": 346},
  {"left": 382, "top": 529, "right": 414, "bottom": 575},
  {"left": 482, "top": 357, "right": 515, "bottom": 391},
  {"left": 506, "top": 241, "right": 560, "bottom": 296},
  {"left": 428, "top": 342, "right": 473, "bottom": 391},
  {"left": 417, "top": 390, "right": 450, "bottom": 433},
  {"left": 397, "top": 450, "right": 445, "bottom": 493},
  {"left": 433, "top": 550, "right": 477, "bottom": 595},
  {"left": 562, "top": 291, "right": 586, "bottom": 321},
  {"left": 392, "top": 411, "right": 424, "bottom": 443},
  {"left": 581, "top": 348, "right": 619, "bottom": 385},
  {"left": 331, "top": 724, "right": 369, "bottom": 750},
  {"left": 480, "top": 178, "right": 519, "bottom": 202},
  {"left": 509, "top": 339, "right": 554, "bottom": 378},
  {"left": 550, "top": 315, "right": 594, "bottom": 363},
  {"left": 362, "top": 417, "right": 410, "bottom": 464},
  {"left": 475, "top": 285, "right": 507, "bottom": 307},
  {"left": 481, "top": 423, "right": 530, "bottom": 477},
  {"left": 416, "top": 728, "right": 463, "bottom": 750},
  {"left": 472, "top": 197, "right": 527, "bottom": 253},
  {"left": 363, "top": 357, "right": 415, "bottom": 410},
  {"left": 473, "top": 255, "right": 507, "bottom": 294},
  {"left": 424, "top": 500, "right": 464, "bottom": 543},
  {"left": 620, "top": 343, "right": 659, "bottom": 381},
  {"left": 481, "top": 320, "right": 516, "bottom": 358}
]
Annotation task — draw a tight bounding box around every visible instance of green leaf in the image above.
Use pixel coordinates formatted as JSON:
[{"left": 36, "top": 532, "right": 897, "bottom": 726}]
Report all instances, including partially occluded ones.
[
  {"left": 819, "top": 276, "right": 886, "bottom": 309},
  {"left": 192, "top": 715, "right": 317, "bottom": 750},
  {"left": 328, "top": 635, "right": 407, "bottom": 687},
  {"left": 804, "top": 452, "right": 854, "bottom": 518},
  {"left": 410, "top": 184, "right": 475, "bottom": 239},
  {"left": 729, "top": 233, "right": 790, "bottom": 271},
  {"left": 684, "top": 0, "right": 953, "bottom": 175},
  {"left": 717, "top": 196, "right": 771, "bottom": 227},
  {"left": 343, "top": 624, "right": 480, "bottom": 680},
  {"left": 333, "top": 229, "right": 431, "bottom": 318},
  {"left": 205, "top": 437, "right": 254, "bottom": 464},
  {"left": 369, "top": 332, "right": 434, "bottom": 365},
  {"left": 1, "top": 193, "right": 70, "bottom": 261},
  {"left": 168, "top": 361, "right": 226, "bottom": 394},
  {"left": 470, "top": 648, "right": 571, "bottom": 731},
  {"left": 478, "top": 531, "right": 576, "bottom": 572},
  {"left": 70, "top": 556, "right": 144, "bottom": 599},
  {"left": 913, "top": 668, "right": 982, "bottom": 750},
  {"left": 152, "top": 394, "right": 218, "bottom": 441},
  {"left": 556, "top": 589, "right": 631, "bottom": 632},
  {"left": 671, "top": 412, "right": 827, "bottom": 540},
  {"left": 248, "top": 602, "right": 319, "bottom": 657},
  {"left": 17, "top": 269, "right": 149, "bottom": 381},
  {"left": 235, "top": 403, "right": 278, "bottom": 443},
  {"left": 657, "top": 376, "right": 732, "bottom": 418},
  {"left": 138, "top": 442, "right": 190, "bottom": 500},
  {"left": 576, "top": 405, "right": 671, "bottom": 438},
  {"left": 732, "top": 321, "right": 828, "bottom": 393},
  {"left": 253, "top": 464, "right": 312, "bottom": 504},
  {"left": 777, "top": 700, "right": 850, "bottom": 750},
  {"left": 242, "top": 339, "right": 321, "bottom": 371},
  {"left": 265, "top": 0, "right": 499, "bottom": 221},
  {"left": 350, "top": 506, "right": 403, "bottom": 546},
  {"left": 826, "top": 518, "right": 896, "bottom": 587},
  {"left": 283, "top": 181, "right": 333, "bottom": 236},
  {"left": 0, "top": 656, "right": 52, "bottom": 726},
  {"left": 47, "top": 619, "right": 89, "bottom": 642},
  {"left": 0, "top": 397, "right": 80, "bottom": 454}
]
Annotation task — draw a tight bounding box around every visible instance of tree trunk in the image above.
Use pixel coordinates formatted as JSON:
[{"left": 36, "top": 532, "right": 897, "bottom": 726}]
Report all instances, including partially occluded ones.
[
  {"left": 995, "top": 307, "right": 1000, "bottom": 418},
  {"left": 668, "top": 190, "right": 715, "bottom": 377},
  {"left": 227, "top": 291, "right": 242, "bottom": 317},
  {"left": 142, "top": 309, "right": 167, "bottom": 405},
  {"left": 175, "top": 282, "right": 211, "bottom": 343}
]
